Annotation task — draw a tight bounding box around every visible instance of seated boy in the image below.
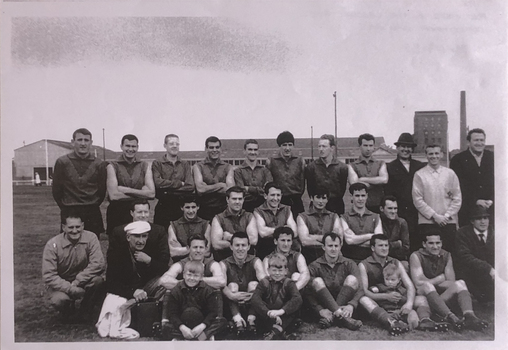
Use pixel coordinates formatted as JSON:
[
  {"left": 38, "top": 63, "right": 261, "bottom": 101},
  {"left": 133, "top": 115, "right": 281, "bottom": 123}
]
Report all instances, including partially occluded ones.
[
  {"left": 369, "top": 262, "right": 418, "bottom": 335},
  {"left": 251, "top": 253, "right": 303, "bottom": 340},
  {"left": 162, "top": 261, "right": 227, "bottom": 340}
]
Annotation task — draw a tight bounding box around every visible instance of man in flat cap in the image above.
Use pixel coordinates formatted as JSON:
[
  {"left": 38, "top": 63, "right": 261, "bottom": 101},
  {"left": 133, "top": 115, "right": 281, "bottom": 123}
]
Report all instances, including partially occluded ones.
[
  {"left": 385, "top": 133, "right": 425, "bottom": 252},
  {"left": 106, "top": 220, "right": 167, "bottom": 301},
  {"left": 454, "top": 206, "right": 494, "bottom": 303},
  {"left": 266, "top": 131, "right": 306, "bottom": 219}
]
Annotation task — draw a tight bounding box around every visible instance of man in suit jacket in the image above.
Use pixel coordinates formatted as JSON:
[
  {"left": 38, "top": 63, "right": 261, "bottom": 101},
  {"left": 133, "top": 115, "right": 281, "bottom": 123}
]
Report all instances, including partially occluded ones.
[
  {"left": 454, "top": 206, "right": 494, "bottom": 303},
  {"left": 385, "top": 133, "right": 425, "bottom": 252},
  {"left": 450, "top": 128, "right": 494, "bottom": 227}
]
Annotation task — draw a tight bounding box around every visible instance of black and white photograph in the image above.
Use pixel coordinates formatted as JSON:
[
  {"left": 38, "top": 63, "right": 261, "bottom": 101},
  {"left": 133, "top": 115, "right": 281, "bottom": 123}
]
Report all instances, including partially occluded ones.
[{"left": 1, "top": 0, "right": 506, "bottom": 348}]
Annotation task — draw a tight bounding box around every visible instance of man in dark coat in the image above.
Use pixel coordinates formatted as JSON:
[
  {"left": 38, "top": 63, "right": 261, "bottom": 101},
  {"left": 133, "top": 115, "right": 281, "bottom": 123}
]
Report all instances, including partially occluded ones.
[
  {"left": 450, "top": 128, "right": 494, "bottom": 227},
  {"left": 385, "top": 133, "right": 425, "bottom": 252},
  {"left": 454, "top": 206, "right": 494, "bottom": 303}
]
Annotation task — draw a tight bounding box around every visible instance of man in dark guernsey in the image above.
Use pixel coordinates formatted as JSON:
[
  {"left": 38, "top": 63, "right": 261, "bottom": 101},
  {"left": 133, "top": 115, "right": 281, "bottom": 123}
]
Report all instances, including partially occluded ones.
[
  {"left": 266, "top": 131, "right": 305, "bottom": 219},
  {"left": 52, "top": 128, "right": 107, "bottom": 238},
  {"left": 106, "top": 134, "right": 155, "bottom": 236},
  {"left": 152, "top": 133, "right": 194, "bottom": 230},
  {"left": 193, "top": 136, "right": 235, "bottom": 221}
]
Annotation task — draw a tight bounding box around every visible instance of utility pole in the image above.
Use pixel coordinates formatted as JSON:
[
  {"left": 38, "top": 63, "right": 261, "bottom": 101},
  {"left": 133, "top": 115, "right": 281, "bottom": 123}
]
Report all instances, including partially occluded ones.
[
  {"left": 311, "top": 126, "right": 314, "bottom": 160},
  {"left": 102, "top": 128, "right": 106, "bottom": 161},
  {"left": 333, "top": 91, "right": 337, "bottom": 155}
]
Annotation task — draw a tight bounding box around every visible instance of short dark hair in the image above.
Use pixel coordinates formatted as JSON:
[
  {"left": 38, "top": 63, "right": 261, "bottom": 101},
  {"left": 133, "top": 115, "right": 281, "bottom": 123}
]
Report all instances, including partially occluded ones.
[
  {"left": 370, "top": 233, "right": 389, "bottom": 247},
  {"left": 274, "top": 226, "right": 294, "bottom": 241},
  {"left": 264, "top": 182, "right": 282, "bottom": 194},
  {"left": 467, "top": 128, "right": 486, "bottom": 141},
  {"left": 322, "top": 232, "right": 342, "bottom": 246},
  {"left": 130, "top": 198, "right": 150, "bottom": 211},
  {"left": 311, "top": 187, "right": 330, "bottom": 198},
  {"left": 380, "top": 195, "right": 398, "bottom": 208},
  {"left": 187, "top": 234, "right": 208, "bottom": 247},
  {"left": 72, "top": 128, "right": 92, "bottom": 140},
  {"left": 276, "top": 131, "right": 295, "bottom": 146},
  {"left": 425, "top": 144, "right": 442, "bottom": 153},
  {"left": 358, "top": 133, "right": 375, "bottom": 145},
  {"left": 231, "top": 231, "right": 250, "bottom": 245},
  {"left": 319, "top": 134, "right": 335, "bottom": 147},
  {"left": 205, "top": 136, "right": 221, "bottom": 148},
  {"left": 226, "top": 186, "right": 245, "bottom": 198},
  {"left": 179, "top": 195, "right": 200, "bottom": 207},
  {"left": 422, "top": 230, "right": 442, "bottom": 243},
  {"left": 244, "top": 139, "right": 259, "bottom": 150},
  {"left": 121, "top": 134, "right": 139, "bottom": 145},
  {"left": 164, "top": 134, "right": 179, "bottom": 144},
  {"left": 349, "top": 182, "right": 368, "bottom": 195}
]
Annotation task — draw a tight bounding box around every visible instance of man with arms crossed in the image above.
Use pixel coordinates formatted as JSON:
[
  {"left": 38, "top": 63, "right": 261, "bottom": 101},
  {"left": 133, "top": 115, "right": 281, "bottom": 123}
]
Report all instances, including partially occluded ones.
[
  {"left": 253, "top": 182, "right": 298, "bottom": 260},
  {"left": 152, "top": 134, "right": 194, "bottom": 230},
  {"left": 52, "top": 128, "right": 106, "bottom": 238},
  {"left": 234, "top": 139, "right": 273, "bottom": 212},
  {"left": 193, "top": 136, "right": 235, "bottom": 221},
  {"left": 305, "top": 134, "right": 349, "bottom": 215},
  {"left": 412, "top": 144, "right": 461, "bottom": 253},
  {"left": 410, "top": 231, "right": 488, "bottom": 332},
  {"left": 297, "top": 189, "right": 342, "bottom": 263},
  {"left": 266, "top": 131, "right": 306, "bottom": 218},
  {"left": 348, "top": 133, "right": 388, "bottom": 213},
  {"left": 106, "top": 134, "right": 155, "bottom": 235},
  {"left": 211, "top": 187, "right": 258, "bottom": 262}
]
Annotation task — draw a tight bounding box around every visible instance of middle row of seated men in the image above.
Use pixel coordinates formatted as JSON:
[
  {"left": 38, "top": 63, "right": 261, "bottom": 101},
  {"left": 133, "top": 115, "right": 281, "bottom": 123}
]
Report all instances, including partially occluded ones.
[{"left": 101, "top": 183, "right": 491, "bottom": 340}]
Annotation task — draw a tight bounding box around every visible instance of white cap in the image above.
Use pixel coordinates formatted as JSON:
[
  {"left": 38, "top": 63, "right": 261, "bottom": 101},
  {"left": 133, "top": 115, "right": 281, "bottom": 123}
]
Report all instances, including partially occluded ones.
[{"left": 124, "top": 221, "right": 151, "bottom": 235}]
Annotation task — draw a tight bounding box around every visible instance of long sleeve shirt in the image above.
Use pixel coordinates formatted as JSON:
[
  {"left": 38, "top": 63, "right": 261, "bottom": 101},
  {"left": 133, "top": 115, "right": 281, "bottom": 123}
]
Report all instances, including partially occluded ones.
[
  {"left": 152, "top": 155, "right": 194, "bottom": 202},
  {"left": 167, "top": 281, "right": 221, "bottom": 328},
  {"left": 251, "top": 277, "right": 302, "bottom": 316},
  {"left": 42, "top": 231, "right": 105, "bottom": 293},
  {"left": 52, "top": 152, "right": 106, "bottom": 208},
  {"left": 412, "top": 165, "right": 462, "bottom": 224}
]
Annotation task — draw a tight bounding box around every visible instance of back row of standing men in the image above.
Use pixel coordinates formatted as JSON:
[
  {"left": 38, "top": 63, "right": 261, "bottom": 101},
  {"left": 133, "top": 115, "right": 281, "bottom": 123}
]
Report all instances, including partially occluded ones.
[{"left": 52, "top": 127, "right": 494, "bottom": 256}]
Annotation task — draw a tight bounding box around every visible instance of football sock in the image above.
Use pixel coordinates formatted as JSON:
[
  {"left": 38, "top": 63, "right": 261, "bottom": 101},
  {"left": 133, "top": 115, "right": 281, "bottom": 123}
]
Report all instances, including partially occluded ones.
[
  {"left": 457, "top": 290, "right": 473, "bottom": 314},
  {"left": 316, "top": 288, "right": 340, "bottom": 313},
  {"left": 371, "top": 307, "right": 391, "bottom": 329},
  {"left": 335, "top": 285, "right": 357, "bottom": 308},
  {"left": 425, "top": 291, "right": 451, "bottom": 318}
]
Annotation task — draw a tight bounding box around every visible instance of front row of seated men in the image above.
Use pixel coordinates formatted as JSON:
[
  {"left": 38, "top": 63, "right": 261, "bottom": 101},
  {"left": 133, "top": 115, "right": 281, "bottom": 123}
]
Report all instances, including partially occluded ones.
[{"left": 43, "top": 200, "right": 493, "bottom": 340}]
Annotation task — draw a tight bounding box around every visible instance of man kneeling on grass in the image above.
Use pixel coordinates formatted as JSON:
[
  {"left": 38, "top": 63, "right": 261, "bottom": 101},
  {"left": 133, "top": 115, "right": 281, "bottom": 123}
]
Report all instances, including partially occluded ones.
[
  {"left": 164, "top": 261, "right": 227, "bottom": 341},
  {"left": 251, "top": 253, "right": 302, "bottom": 340},
  {"left": 359, "top": 234, "right": 448, "bottom": 336},
  {"left": 410, "top": 231, "right": 488, "bottom": 332},
  {"left": 42, "top": 212, "right": 105, "bottom": 323},
  {"left": 305, "top": 232, "right": 363, "bottom": 330}
]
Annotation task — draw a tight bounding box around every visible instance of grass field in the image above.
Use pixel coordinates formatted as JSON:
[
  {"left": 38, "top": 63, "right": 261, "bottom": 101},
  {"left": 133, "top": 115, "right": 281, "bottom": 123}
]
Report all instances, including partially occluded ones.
[{"left": 12, "top": 186, "right": 495, "bottom": 342}]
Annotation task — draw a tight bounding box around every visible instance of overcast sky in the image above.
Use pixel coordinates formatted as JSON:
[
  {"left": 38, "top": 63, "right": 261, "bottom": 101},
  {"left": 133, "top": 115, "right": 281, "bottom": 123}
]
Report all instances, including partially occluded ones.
[{"left": 2, "top": 1, "right": 506, "bottom": 156}]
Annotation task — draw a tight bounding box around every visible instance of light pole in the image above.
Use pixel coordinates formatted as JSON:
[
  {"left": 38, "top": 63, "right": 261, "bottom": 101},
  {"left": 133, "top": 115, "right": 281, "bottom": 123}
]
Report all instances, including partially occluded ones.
[
  {"left": 102, "top": 128, "right": 106, "bottom": 161},
  {"left": 333, "top": 91, "right": 337, "bottom": 155}
]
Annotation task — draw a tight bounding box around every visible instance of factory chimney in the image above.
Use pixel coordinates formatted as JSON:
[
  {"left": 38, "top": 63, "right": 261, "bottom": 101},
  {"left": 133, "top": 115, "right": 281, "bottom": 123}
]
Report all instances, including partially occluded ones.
[{"left": 460, "top": 91, "right": 468, "bottom": 150}]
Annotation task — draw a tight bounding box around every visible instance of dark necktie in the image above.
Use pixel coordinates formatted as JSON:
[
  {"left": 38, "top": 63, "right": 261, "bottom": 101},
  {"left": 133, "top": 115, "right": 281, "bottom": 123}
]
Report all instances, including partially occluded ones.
[{"left": 478, "top": 233, "right": 486, "bottom": 245}]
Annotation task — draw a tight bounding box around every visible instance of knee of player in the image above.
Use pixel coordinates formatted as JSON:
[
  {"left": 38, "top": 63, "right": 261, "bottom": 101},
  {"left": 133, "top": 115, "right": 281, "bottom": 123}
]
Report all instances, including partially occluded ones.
[
  {"left": 414, "top": 295, "right": 429, "bottom": 308},
  {"left": 291, "top": 272, "right": 301, "bottom": 282},
  {"left": 228, "top": 282, "right": 239, "bottom": 293},
  {"left": 247, "top": 281, "right": 258, "bottom": 292},
  {"left": 455, "top": 279, "right": 468, "bottom": 291},
  {"left": 359, "top": 296, "right": 377, "bottom": 310},
  {"left": 344, "top": 275, "right": 359, "bottom": 289},
  {"left": 312, "top": 277, "right": 326, "bottom": 291},
  {"left": 419, "top": 281, "right": 436, "bottom": 294}
]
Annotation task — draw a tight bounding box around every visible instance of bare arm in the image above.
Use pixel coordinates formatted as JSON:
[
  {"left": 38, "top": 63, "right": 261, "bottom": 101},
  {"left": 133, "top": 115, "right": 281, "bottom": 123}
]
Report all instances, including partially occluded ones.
[
  {"left": 286, "top": 213, "right": 297, "bottom": 235},
  {"left": 347, "top": 164, "right": 359, "bottom": 185},
  {"left": 203, "top": 261, "right": 226, "bottom": 289},
  {"left": 358, "top": 162, "right": 389, "bottom": 185},
  {"left": 225, "top": 166, "right": 235, "bottom": 189},
  {"left": 399, "top": 261, "right": 415, "bottom": 310},
  {"left": 159, "top": 263, "right": 183, "bottom": 290},
  {"left": 168, "top": 225, "right": 189, "bottom": 258},
  {"left": 443, "top": 254, "right": 456, "bottom": 282},
  {"left": 341, "top": 218, "right": 373, "bottom": 245},
  {"left": 106, "top": 164, "right": 131, "bottom": 200},
  {"left": 409, "top": 253, "right": 446, "bottom": 288},
  {"left": 254, "top": 211, "right": 275, "bottom": 238},
  {"left": 246, "top": 216, "right": 259, "bottom": 246},
  {"left": 210, "top": 217, "right": 231, "bottom": 250},
  {"left": 192, "top": 164, "right": 226, "bottom": 194},
  {"left": 254, "top": 258, "right": 267, "bottom": 281},
  {"left": 295, "top": 254, "right": 310, "bottom": 290}
]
